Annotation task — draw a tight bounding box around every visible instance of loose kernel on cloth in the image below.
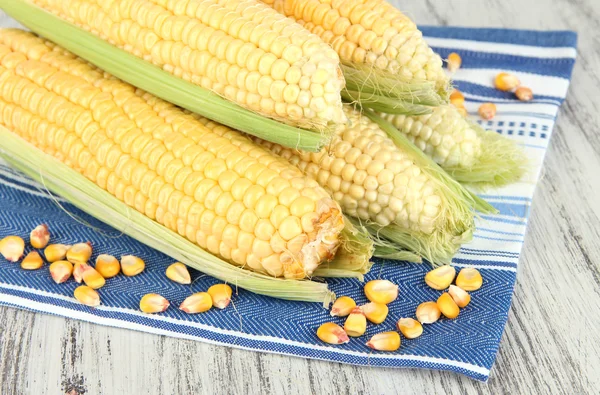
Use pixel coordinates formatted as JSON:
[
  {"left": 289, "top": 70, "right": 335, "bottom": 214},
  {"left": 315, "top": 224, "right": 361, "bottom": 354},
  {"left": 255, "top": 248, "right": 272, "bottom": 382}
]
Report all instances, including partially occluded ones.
[
  {"left": 30, "top": 224, "right": 50, "bottom": 249},
  {"left": 0, "top": 236, "right": 25, "bottom": 262},
  {"left": 448, "top": 284, "right": 471, "bottom": 308},
  {"left": 49, "top": 260, "right": 73, "bottom": 284},
  {"left": 416, "top": 301, "right": 441, "bottom": 324},
  {"left": 456, "top": 268, "right": 483, "bottom": 291},
  {"left": 74, "top": 285, "right": 100, "bottom": 307},
  {"left": 95, "top": 254, "right": 120, "bottom": 278},
  {"left": 425, "top": 265, "right": 456, "bottom": 290},
  {"left": 344, "top": 307, "right": 367, "bottom": 337},
  {"left": 515, "top": 86, "right": 534, "bottom": 101},
  {"left": 495, "top": 72, "right": 520, "bottom": 91},
  {"left": 44, "top": 244, "right": 71, "bottom": 263},
  {"left": 21, "top": 251, "right": 43, "bottom": 270},
  {"left": 447, "top": 52, "right": 462, "bottom": 73},
  {"left": 140, "top": 293, "right": 170, "bottom": 313},
  {"left": 366, "top": 331, "right": 401, "bottom": 351},
  {"left": 317, "top": 322, "right": 349, "bottom": 345},
  {"left": 364, "top": 280, "right": 398, "bottom": 305},
  {"left": 165, "top": 262, "right": 191, "bottom": 285},
  {"left": 396, "top": 318, "right": 423, "bottom": 339},
  {"left": 66, "top": 242, "right": 92, "bottom": 265},
  {"left": 121, "top": 255, "right": 145, "bottom": 276},
  {"left": 179, "top": 292, "right": 213, "bottom": 314},
  {"left": 362, "top": 302, "right": 389, "bottom": 324},
  {"left": 330, "top": 296, "right": 356, "bottom": 317},
  {"left": 478, "top": 103, "right": 497, "bottom": 120},
  {"left": 207, "top": 284, "right": 233, "bottom": 309},
  {"left": 437, "top": 292, "right": 460, "bottom": 319}
]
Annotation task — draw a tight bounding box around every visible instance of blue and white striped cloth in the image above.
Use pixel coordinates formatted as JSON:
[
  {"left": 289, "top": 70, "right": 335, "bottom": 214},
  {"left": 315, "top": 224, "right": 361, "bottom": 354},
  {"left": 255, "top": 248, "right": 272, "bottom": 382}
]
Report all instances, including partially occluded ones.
[{"left": 0, "top": 23, "right": 576, "bottom": 381}]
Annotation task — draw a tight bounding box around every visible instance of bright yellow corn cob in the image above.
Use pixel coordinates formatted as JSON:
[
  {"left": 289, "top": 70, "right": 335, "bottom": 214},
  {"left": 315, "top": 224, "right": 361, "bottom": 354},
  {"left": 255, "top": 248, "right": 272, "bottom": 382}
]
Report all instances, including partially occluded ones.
[
  {"left": 383, "top": 105, "right": 528, "bottom": 186},
  {"left": 262, "top": 0, "right": 448, "bottom": 93},
  {"left": 257, "top": 105, "right": 488, "bottom": 263},
  {"left": 30, "top": 0, "right": 346, "bottom": 128},
  {"left": 0, "top": 29, "right": 345, "bottom": 278}
]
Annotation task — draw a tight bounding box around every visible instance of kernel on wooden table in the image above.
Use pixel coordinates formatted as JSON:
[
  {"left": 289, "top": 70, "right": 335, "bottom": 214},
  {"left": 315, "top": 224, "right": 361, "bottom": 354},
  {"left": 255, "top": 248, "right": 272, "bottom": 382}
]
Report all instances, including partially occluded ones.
[
  {"left": 416, "top": 301, "right": 442, "bottom": 324},
  {"left": 478, "top": 103, "right": 497, "bottom": 120},
  {"left": 0, "top": 236, "right": 25, "bottom": 262},
  {"left": 94, "top": 254, "right": 120, "bottom": 279},
  {"left": 330, "top": 296, "right": 357, "bottom": 317},
  {"left": 49, "top": 260, "right": 73, "bottom": 284},
  {"left": 140, "top": 294, "right": 170, "bottom": 314},
  {"left": 74, "top": 285, "right": 100, "bottom": 307},
  {"left": 425, "top": 265, "right": 456, "bottom": 290},
  {"left": 179, "top": 292, "right": 213, "bottom": 314},
  {"left": 448, "top": 285, "right": 471, "bottom": 308},
  {"left": 317, "top": 323, "right": 349, "bottom": 345},
  {"left": 456, "top": 268, "right": 483, "bottom": 291},
  {"left": 364, "top": 280, "right": 399, "bottom": 305},
  {"left": 29, "top": 224, "right": 50, "bottom": 249},
  {"left": 344, "top": 307, "right": 367, "bottom": 337},
  {"left": 437, "top": 293, "right": 460, "bottom": 319},
  {"left": 207, "top": 284, "right": 233, "bottom": 309},
  {"left": 397, "top": 318, "right": 424, "bottom": 339},
  {"left": 44, "top": 244, "right": 70, "bottom": 263},
  {"left": 362, "top": 302, "right": 389, "bottom": 324},
  {"left": 21, "top": 251, "right": 43, "bottom": 270},
  {"left": 165, "top": 262, "right": 191, "bottom": 285},
  {"left": 366, "top": 331, "right": 401, "bottom": 352}
]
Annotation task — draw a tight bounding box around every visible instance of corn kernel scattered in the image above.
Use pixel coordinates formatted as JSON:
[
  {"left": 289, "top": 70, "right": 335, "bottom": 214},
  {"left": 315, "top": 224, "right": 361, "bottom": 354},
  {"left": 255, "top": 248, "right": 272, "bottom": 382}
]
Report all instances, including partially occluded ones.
[
  {"left": 364, "top": 280, "right": 398, "bottom": 305},
  {"left": 316, "top": 322, "right": 350, "bottom": 345},
  {"left": 330, "top": 296, "right": 356, "bottom": 317},
  {"left": 478, "top": 103, "right": 497, "bottom": 120},
  {"left": 44, "top": 244, "right": 71, "bottom": 263},
  {"left": 121, "top": 255, "right": 145, "bottom": 276},
  {"left": 344, "top": 307, "right": 367, "bottom": 337},
  {"left": 66, "top": 242, "right": 92, "bottom": 265},
  {"left": 207, "top": 284, "right": 233, "bottom": 309},
  {"left": 416, "top": 301, "right": 441, "bottom": 324},
  {"left": 29, "top": 224, "right": 50, "bottom": 249},
  {"left": 80, "top": 263, "right": 106, "bottom": 289},
  {"left": 21, "top": 251, "right": 43, "bottom": 270},
  {"left": 450, "top": 90, "right": 465, "bottom": 107},
  {"left": 424, "top": 265, "right": 456, "bottom": 290},
  {"left": 0, "top": 236, "right": 25, "bottom": 262},
  {"left": 495, "top": 72, "right": 520, "bottom": 91},
  {"left": 165, "top": 262, "right": 191, "bottom": 285},
  {"left": 448, "top": 284, "right": 471, "bottom": 308},
  {"left": 140, "top": 293, "right": 170, "bottom": 313},
  {"left": 362, "top": 302, "right": 389, "bottom": 324},
  {"left": 366, "top": 331, "right": 401, "bottom": 352},
  {"left": 74, "top": 285, "right": 100, "bottom": 307},
  {"left": 396, "top": 318, "right": 423, "bottom": 339},
  {"left": 73, "top": 262, "right": 84, "bottom": 283},
  {"left": 49, "top": 260, "right": 73, "bottom": 283},
  {"left": 95, "top": 254, "right": 120, "bottom": 278},
  {"left": 455, "top": 268, "right": 483, "bottom": 291},
  {"left": 447, "top": 52, "right": 462, "bottom": 73},
  {"left": 437, "top": 292, "right": 460, "bottom": 319},
  {"left": 515, "top": 86, "right": 534, "bottom": 102},
  {"left": 179, "top": 292, "right": 213, "bottom": 314}
]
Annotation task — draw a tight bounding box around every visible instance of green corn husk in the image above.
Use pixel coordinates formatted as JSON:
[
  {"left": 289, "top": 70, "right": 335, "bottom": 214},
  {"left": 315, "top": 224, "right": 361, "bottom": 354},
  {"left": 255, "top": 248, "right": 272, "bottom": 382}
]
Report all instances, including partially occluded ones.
[
  {"left": 0, "top": 128, "right": 374, "bottom": 304},
  {"left": 0, "top": 0, "right": 329, "bottom": 152},
  {"left": 361, "top": 111, "right": 498, "bottom": 265}
]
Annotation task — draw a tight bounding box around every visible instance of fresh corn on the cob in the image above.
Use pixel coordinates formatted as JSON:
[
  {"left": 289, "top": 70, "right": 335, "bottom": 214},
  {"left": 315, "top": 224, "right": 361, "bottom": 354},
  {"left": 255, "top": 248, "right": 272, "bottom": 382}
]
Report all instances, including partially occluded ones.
[
  {"left": 383, "top": 105, "right": 527, "bottom": 187},
  {"left": 0, "top": 29, "right": 345, "bottom": 279},
  {"left": 23, "top": 0, "right": 346, "bottom": 130},
  {"left": 257, "top": 105, "right": 490, "bottom": 263}
]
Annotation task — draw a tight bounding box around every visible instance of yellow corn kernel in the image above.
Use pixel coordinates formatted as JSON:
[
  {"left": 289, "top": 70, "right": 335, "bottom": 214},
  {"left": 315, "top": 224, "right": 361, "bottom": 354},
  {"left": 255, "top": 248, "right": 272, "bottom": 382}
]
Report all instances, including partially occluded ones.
[
  {"left": 437, "top": 292, "right": 460, "bottom": 319},
  {"left": 49, "top": 260, "right": 73, "bottom": 284},
  {"left": 424, "top": 265, "right": 456, "bottom": 290},
  {"left": 448, "top": 284, "right": 471, "bottom": 308},
  {"left": 456, "top": 106, "right": 468, "bottom": 117},
  {"left": 1, "top": 235, "right": 25, "bottom": 262},
  {"left": 330, "top": 296, "right": 356, "bottom": 317},
  {"left": 44, "top": 244, "right": 71, "bottom": 263},
  {"left": 416, "top": 301, "right": 441, "bottom": 324},
  {"left": 165, "top": 262, "right": 191, "bottom": 285},
  {"left": 179, "top": 292, "right": 212, "bottom": 314},
  {"left": 449, "top": 90, "right": 465, "bottom": 107},
  {"left": 362, "top": 302, "right": 388, "bottom": 324},
  {"left": 478, "top": 103, "right": 497, "bottom": 120},
  {"left": 344, "top": 307, "right": 367, "bottom": 337},
  {"left": 366, "top": 331, "right": 401, "bottom": 352},
  {"left": 21, "top": 251, "right": 44, "bottom": 270},
  {"left": 316, "top": 322, "right": 349, "bottom": 345},
  {"left": 79, "top": 263, "right": 106, "bottom": 289},
  {"left": 396, "top": 318, "right": 423, "bottom": 339},
  {"left": 515, "top": 86, "right": 534, "bottom": 102},
  {"left": 207, "top": 284, "right": 233, "bottom": 309},
  {"left": 495, "top": 72, "right": 520, "bottom": 91},
  {"left": 73, "top": 262, "right": 84, "bottom": 283},
  {"left": 66, "top": 242, "right": 93, "bottom": 265},
  {"left": 364, "top": 280, "right": 398, "bottom": 305},
  {"left": 140, "top": 293, "right": 170, "bottom": 313},
  {"left": 74, "top": 285, "right": 100, "bottom": 307},
  {"left": 29, "top": 224, "right": 50, "bottom": 249},
  {"left": 447, "top": 52, "right": 462, "bottom": 73},
  {"left": 121, "top": 255, "right": 145, "bottom": 276},
  {"left": 95, "top": 254, "right": 120, "bottom": 278},
  {"left": 455, "top": 268, "right": 483, "bottom": 291}
]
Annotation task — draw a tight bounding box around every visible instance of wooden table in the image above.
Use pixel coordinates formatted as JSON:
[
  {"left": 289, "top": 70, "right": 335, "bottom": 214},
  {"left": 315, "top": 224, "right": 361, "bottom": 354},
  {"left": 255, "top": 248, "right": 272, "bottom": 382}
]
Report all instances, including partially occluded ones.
[{"left": 1, "top": 1, "right": 599, "bottom": 394}]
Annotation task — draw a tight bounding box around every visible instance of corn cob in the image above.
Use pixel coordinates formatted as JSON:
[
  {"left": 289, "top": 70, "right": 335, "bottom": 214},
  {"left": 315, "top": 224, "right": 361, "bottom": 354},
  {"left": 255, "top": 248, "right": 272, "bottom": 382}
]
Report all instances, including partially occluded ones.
[
  {"left": 257, "top": 105, "right": 495, "bottom": 263},
  {"left": 0, "top": 29, "right": 346, "bottom": 279},
  {"left": 262, "top": 0, "right": 449, "bottom": 111},
  {"left": 383, "top": 105, "right": 528, "bottom": 187},
  {"left": 1, "top": 0, "right": 345, "bottom": 152}
]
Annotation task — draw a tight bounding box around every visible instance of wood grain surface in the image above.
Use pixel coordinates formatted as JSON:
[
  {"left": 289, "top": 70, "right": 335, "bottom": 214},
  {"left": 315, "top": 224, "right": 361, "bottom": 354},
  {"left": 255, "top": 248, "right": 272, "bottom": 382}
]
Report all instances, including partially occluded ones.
[{"left": 1, "top": 0, "right": 599, "bottom": 394}]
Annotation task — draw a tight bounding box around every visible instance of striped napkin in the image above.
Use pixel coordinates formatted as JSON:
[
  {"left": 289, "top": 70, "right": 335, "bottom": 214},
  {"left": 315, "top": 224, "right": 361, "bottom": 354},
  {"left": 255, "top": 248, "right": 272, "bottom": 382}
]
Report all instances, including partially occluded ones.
[{"left": 0, "top": 18, "right": 576, "bottom": 381}]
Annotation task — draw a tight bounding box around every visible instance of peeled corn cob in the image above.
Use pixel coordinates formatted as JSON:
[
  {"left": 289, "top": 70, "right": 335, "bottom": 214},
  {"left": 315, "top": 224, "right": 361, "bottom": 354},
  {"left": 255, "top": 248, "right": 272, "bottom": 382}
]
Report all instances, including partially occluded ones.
[
  {"left": 262, "top": 0, "right": 449, "bottom": 111},
  {"left": 0, "top": 29, "right": 346, "bottom": 279},
  {"left": 383, "top": 105, "right": 528, "bottom": 187},
  {"left": 257, "top": 105, "right": 493, "bottom": 263}
]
